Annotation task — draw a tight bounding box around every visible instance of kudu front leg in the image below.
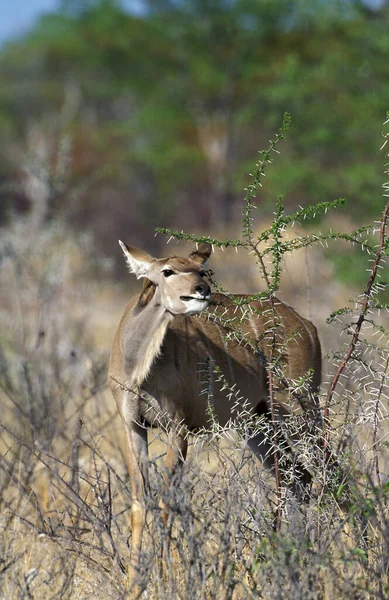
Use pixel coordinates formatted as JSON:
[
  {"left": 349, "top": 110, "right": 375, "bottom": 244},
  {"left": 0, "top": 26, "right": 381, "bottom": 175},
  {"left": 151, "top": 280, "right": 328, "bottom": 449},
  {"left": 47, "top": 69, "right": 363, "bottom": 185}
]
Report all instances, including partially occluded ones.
[
  {"left": 160, "top": 429, "right": 188, "bottom": 528},
  {"left": 159, "top": 429, "right": 188, "bottom": 579},
  {"left": 123, "top": 418, "right": 148, "bottom": 583}
]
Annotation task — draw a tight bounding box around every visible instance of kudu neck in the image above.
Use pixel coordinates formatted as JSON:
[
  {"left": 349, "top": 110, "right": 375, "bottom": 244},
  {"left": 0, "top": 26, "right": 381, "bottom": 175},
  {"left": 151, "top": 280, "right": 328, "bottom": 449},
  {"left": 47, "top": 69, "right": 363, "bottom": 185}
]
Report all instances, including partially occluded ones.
[{"left": 122, "top": 282, "right": 173, "bottom": 388}]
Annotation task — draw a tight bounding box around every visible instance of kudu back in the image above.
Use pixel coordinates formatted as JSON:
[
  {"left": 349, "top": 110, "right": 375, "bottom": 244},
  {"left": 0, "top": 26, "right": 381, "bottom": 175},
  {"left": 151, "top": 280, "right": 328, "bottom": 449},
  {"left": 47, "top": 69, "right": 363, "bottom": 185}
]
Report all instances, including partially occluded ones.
[{"left": 108, "top": 241, "right": 321, "bottom": 575}]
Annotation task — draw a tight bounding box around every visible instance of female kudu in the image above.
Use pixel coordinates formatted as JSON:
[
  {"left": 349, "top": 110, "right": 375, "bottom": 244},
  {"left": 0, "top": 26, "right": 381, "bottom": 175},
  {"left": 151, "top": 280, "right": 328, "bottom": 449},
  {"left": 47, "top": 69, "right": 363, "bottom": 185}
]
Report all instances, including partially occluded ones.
[{"left": 108, "top": 241, "right": 321, "bottom": 579}]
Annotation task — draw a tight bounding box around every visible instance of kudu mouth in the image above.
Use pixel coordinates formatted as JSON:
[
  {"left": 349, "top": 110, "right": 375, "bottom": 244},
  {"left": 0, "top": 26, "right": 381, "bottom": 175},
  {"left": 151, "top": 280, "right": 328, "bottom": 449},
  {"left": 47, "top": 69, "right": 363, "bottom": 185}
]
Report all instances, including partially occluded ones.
[{"left": 180, "top": 295, "right": 211, "bottom": 302}]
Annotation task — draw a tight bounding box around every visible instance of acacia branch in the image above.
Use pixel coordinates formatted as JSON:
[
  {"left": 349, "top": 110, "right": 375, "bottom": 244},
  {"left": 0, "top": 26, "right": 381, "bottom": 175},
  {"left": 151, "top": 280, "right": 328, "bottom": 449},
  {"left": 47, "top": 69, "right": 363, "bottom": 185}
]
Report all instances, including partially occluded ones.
[{"left": 323, "top": 200, "right": 389, "bottom": 455}]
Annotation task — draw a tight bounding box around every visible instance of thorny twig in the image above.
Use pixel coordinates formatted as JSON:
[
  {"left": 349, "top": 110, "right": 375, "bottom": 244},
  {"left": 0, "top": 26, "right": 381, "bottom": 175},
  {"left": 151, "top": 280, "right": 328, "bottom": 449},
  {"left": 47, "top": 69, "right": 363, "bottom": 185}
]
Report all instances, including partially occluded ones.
[{"left": 323, "top": 200, "right": 389, "bottom": 461}]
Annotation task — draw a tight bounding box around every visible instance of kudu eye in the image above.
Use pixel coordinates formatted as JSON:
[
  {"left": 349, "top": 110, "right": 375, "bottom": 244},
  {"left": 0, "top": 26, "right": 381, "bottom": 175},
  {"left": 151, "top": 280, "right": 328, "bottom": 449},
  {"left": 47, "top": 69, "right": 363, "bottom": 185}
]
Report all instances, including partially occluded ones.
[
  {"left": 163, "top": 268, "right": 175, "bottom": 278},
  {"left": 199, "top": 271, "right": 206, "bottom": 278}
]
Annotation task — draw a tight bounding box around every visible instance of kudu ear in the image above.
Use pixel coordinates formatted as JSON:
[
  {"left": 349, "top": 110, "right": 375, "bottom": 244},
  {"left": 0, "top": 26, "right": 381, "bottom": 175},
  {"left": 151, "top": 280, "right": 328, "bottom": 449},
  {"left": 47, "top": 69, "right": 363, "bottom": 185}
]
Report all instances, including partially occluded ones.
[
  {"left": 189, "top": 242, "right": 212, "bottom": 267},
  {"left": 118, "top": 241, "right": 155, "bottom": 279}
]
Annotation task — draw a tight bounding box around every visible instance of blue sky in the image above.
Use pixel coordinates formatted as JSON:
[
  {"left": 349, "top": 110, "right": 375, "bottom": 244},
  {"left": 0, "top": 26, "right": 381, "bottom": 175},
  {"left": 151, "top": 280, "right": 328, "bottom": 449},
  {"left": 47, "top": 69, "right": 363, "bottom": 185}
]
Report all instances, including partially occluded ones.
[
  {"left": 0, "top": 0, "right": 60, "bottom": 42},
  {"left": 0, "top": 0, "right": 145, "bottom": 43}
]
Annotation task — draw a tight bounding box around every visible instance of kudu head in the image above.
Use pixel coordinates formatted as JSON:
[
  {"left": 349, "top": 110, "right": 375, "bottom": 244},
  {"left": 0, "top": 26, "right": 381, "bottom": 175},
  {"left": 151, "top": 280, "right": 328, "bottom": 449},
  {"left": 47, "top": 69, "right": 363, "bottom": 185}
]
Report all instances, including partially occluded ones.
[{"left": 119, "top": 241, "right": 212, "bottom": 316}]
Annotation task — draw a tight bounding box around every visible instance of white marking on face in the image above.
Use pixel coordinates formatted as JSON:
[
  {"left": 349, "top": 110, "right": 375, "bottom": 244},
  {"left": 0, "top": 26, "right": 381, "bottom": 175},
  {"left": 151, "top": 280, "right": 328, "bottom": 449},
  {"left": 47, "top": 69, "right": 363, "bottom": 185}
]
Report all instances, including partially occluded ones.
[{"left": 181, "top": 298, "right": 209, "bottom": 316}]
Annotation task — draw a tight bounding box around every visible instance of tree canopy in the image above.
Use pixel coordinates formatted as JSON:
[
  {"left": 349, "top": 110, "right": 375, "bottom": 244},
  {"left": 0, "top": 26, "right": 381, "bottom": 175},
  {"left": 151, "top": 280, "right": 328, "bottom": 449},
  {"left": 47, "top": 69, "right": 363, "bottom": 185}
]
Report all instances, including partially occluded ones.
[{"left": 0, "top": 0, "right": 388, "bottom": 253}]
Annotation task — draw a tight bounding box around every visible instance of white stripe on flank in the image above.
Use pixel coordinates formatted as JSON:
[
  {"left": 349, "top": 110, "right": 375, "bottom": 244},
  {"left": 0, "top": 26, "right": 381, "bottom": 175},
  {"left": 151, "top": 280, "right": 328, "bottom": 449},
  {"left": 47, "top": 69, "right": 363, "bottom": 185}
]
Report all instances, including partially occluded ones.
[{"left": 248, "top": 315, "right": 260, "bottom": 339}]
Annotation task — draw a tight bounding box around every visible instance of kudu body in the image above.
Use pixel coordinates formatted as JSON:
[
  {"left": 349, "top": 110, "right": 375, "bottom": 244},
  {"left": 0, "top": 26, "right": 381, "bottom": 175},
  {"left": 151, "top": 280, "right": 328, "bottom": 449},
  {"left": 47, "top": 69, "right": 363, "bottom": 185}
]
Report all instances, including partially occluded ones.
[{"left": 108, "top": 242, "right": 322, "bottom": 576}]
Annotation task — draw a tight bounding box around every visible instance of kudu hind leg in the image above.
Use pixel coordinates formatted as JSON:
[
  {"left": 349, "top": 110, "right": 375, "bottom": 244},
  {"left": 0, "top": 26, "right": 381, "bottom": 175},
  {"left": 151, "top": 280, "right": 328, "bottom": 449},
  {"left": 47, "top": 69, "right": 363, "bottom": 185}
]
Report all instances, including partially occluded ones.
[{"left": 248, "top": 400, "right": 312, "bottom": 502}]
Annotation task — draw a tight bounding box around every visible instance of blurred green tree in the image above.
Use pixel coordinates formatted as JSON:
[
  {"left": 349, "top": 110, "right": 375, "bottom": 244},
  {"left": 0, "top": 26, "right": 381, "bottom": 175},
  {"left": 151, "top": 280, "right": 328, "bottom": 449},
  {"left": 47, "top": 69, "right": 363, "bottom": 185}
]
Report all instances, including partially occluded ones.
[{"left": 0, "top": 0, "right": 388, "bottom": 250}]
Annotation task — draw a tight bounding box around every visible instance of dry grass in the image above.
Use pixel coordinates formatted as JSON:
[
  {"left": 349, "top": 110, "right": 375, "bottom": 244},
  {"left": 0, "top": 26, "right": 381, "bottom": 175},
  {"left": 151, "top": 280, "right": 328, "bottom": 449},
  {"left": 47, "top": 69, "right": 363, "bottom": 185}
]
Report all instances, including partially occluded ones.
[{"left": 1, "top": 218, "right": 389, "bottom": 599}]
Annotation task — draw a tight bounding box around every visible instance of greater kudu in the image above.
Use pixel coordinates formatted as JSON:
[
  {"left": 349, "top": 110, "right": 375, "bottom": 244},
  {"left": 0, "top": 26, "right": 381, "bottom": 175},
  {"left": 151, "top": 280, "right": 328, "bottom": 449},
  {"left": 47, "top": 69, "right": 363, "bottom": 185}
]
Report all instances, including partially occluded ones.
[{"left": 108, "top": 241, "right": 322, "bottom": 577}]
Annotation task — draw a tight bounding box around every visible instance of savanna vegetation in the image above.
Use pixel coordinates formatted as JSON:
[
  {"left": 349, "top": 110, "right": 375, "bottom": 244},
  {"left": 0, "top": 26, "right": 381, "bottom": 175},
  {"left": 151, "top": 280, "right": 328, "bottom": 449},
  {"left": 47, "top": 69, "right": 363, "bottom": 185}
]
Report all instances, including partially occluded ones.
[{"left": 1, "top": 1, "right": 389, "bottom": 598}]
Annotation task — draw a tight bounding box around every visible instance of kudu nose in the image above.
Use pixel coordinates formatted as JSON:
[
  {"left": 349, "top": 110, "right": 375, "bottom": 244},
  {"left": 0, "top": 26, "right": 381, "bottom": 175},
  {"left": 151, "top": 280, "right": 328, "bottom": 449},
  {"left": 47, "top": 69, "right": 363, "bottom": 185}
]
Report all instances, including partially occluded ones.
[{"left": 195, "top": 283, "right": 210, "bottom": 298}]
